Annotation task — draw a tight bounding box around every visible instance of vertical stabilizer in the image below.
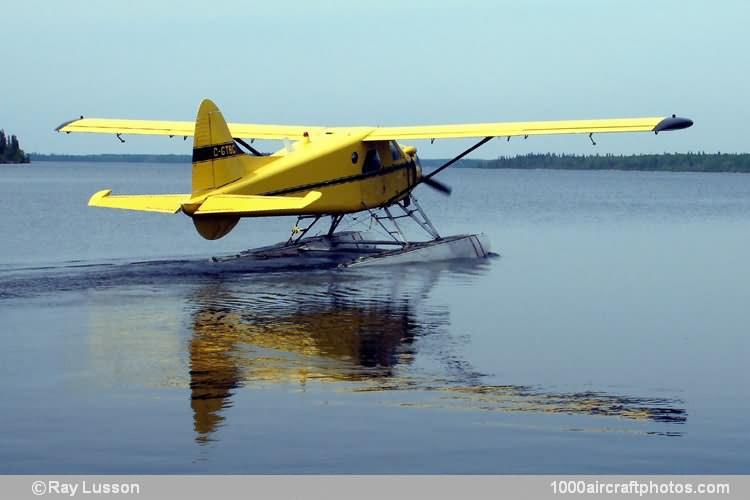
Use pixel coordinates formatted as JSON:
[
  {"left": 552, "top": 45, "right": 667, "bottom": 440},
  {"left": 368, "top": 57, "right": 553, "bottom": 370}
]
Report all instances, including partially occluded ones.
[{"left": 192, "top": 99, "right": 248, "bottom": 195}]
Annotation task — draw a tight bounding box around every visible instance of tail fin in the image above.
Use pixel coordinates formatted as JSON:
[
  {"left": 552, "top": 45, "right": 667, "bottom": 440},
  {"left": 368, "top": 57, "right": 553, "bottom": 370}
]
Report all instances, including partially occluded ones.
[{"left": 192, "top": 99, "right": 269, "bottom": 195}]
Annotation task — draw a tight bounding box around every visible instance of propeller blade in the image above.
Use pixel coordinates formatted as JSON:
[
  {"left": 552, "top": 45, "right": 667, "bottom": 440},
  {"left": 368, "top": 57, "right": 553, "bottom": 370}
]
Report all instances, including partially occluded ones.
[{"left": 422, "top": 176, "right": 452, "bottom": 195}]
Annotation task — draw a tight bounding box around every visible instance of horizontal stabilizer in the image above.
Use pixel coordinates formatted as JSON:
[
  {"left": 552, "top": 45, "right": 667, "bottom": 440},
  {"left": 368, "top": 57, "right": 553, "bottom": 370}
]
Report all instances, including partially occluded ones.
[
  {"left": 194, "top": 191, "right": 322, "bottom": 216},
  {"left": 88, "top": 190, "right": 189, "bottom": 213}
]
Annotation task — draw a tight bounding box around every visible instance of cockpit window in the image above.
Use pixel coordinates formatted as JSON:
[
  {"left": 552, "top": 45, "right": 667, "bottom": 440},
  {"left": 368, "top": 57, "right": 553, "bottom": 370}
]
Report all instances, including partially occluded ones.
[
  {"left": 363, "top": 149, "right": 382, "bottom": 174},
  {"left": 389, "top": 141, "right": 402, "bottom": 161}
]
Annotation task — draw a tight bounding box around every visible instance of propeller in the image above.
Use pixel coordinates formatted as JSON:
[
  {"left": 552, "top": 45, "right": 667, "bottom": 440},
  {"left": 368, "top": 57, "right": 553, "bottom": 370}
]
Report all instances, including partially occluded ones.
[
  {"left": 421, "top": 176, "right": 452, "bottom": 195},
  {"left": 414, "top": 136, "right": 494, "bottom": 198}
]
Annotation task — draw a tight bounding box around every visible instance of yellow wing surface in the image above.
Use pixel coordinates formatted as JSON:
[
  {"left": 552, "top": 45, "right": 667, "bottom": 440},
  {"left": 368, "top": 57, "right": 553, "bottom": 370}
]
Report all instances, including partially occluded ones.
[
  {"left": 88, "top": 189, "right": 322, "bottom": 216},
  {"left": 362, "top": 116, "right": 692, "bottom": 141},
  {"left": 57, "top": 118, "right": 325, "bottom": 140},
  {"left": 88, "top": 190, "right": 188, "bottom": 213},
  {"left": 56, "top": 116, "right": 691, "bottom": 141},
  {"left": 192, "top": 191, "right": 322, "bottom": 216}
]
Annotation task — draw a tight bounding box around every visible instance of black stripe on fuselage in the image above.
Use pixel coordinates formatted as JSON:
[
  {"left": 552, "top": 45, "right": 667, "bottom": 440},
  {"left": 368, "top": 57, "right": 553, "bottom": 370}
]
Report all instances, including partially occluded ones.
[
  {"left": 192, "top": 142, "right": 243, "bottom": 163},
  {"left": 261, "top": 159, "right": 417, "bottom": 196}
]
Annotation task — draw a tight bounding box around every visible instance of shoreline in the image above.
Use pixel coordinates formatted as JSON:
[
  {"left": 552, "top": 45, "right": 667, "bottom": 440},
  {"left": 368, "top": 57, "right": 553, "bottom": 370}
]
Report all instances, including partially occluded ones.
[{"left": 25, "top": 152, "right": 750, "bottom": 174}]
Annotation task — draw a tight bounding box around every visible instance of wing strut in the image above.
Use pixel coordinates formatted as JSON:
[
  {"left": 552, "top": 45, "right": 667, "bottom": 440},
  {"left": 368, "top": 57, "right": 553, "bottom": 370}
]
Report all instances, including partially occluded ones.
[
  {"left": 422, "top": 136, "right": 493, "bottom": 184},
  {"left": 234, "top": 137, "right": 264, "bottom": 156},
  {"left": 388, "top": 136, "right": 494, "bottom": 204}
]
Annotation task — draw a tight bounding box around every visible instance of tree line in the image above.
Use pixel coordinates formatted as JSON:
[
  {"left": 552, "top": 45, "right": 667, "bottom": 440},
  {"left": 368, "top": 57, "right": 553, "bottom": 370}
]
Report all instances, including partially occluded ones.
[
  {"left": 0, "top": 130, "right": 30, "bottom": 163},
  {"left": 471, "top": 152, "right": 750, "bottom": 173},
  {"left": 28, "top": 151, "right": 750, "bottom": 173}
]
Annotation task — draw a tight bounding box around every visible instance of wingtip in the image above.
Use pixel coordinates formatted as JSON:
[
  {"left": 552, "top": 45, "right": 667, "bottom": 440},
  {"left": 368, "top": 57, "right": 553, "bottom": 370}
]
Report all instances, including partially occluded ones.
[
  {"left": 88, "top": 189, "right": 113, "bottom": 206},
  {"left": 303, "top": 190, "right": 323, "bottom": 204},
  {"left": 654, "top": 115, "right": 694, "bottom": 133},
  {"left": 55, "top": 118, "right": 80, "bottom": 133}
]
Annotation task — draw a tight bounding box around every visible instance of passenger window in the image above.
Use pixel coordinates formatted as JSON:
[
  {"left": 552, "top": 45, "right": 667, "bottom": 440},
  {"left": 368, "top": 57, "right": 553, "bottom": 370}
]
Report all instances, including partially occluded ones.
[
  {"left": 389, "top": 141, "right": 402, "bottom": 161},
  {"left": 363, "top": 149, "right": 382, "bottom": 174}
]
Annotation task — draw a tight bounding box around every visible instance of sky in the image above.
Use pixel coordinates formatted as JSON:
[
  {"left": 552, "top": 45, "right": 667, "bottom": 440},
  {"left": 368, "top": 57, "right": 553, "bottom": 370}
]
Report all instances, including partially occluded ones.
[{"left": 2, "top": 0, "right": 748, "bottom": 158}]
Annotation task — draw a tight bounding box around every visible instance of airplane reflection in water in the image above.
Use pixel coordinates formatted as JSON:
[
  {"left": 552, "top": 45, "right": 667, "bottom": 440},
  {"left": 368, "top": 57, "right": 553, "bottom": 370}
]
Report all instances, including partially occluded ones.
[
  {"left": 184, "top": 266, "right": 686, "bottom": 442},
  {"left": 86, "top": 263, "right": 686, "bottom": 444},
  {"left": 187, "top": 276, "right": 435, "bottom": 442}
]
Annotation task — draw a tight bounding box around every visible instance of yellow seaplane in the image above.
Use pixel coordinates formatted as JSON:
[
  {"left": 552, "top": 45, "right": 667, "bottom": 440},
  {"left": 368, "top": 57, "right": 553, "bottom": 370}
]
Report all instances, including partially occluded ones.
[{"left": 57, "top": 100, "right": 692, "bottom": 265}]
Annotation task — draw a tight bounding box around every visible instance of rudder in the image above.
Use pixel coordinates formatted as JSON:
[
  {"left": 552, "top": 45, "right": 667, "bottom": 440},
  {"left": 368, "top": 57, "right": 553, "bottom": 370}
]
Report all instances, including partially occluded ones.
[{"left": 191, "top": 99, "right": 250, "bottom": 195}]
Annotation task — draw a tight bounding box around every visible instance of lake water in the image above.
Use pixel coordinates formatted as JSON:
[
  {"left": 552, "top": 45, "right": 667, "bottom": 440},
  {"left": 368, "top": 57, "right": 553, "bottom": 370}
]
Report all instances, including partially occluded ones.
[{"left": 1, "top": 162, "right": 748, "bottom": 473}]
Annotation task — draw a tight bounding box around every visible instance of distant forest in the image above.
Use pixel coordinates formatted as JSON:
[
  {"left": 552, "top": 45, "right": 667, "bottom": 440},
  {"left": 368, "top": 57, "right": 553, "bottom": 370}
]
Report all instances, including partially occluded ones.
[
  {"left": 0, "top": 130, "right": 30, "bottom": 163},
  {"left": 29, "top": 152, "right": 750, "bottom": 173},
  {"left": 422, "top": 153, "right": 750, "bottom": 173}
]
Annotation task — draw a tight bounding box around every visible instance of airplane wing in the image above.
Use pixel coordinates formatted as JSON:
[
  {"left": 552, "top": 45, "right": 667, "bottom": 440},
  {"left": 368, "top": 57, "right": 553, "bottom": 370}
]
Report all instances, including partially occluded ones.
[
  {"left": 56, "top": 118, "right": 325, "bottom": 140},
  {"left": 58, "top": 115, "right": 692, "bottom": 142},
  {"left": 362, "top": 116, "right": 693, "bottom": 141}
]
